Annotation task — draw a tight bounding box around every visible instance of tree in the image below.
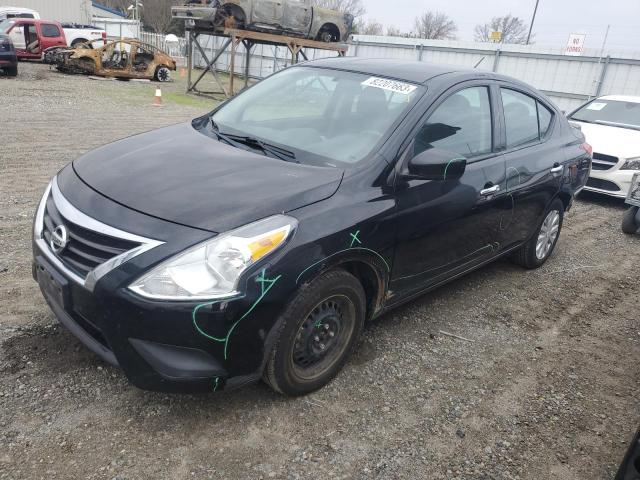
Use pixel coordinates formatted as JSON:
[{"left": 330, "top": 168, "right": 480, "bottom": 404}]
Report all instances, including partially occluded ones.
[
  {"left": 354, "top": 18, "right": 383, "bottom": 36},
  {"left": 474, "top": 14, "right": 531, "bottom": 44},
  {"left": 412, "top": 11, "right": 457, "bottom": 40},
  {"left": 141, "top": 0, "right": 183, "bottom": 33},
  {"left": 311, "top": 0, "right": 366, "bottom": 20},
  {"left": 386, "top": 25, "right": 403, "bottom": 37}
]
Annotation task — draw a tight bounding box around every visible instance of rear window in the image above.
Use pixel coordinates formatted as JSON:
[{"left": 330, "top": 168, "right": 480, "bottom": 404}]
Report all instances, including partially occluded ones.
[{"left": 41, "top": 23, "right": 61, "bottom": 38}]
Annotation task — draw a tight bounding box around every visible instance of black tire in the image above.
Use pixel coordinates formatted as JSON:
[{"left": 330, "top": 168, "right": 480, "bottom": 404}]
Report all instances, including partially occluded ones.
[
  {"left": 71, "top": 38, "right": 87, "bottom": 47},
  {"left": 621, "top": 206, "right": 639, "bottom": 234},
  {"left": 512, "top": 199, "right": 564, "bottom": 269},
  {"left": 264, "top": 269, "right": 365, "bottom": 396},
  {"left": 6, "top": 65, "right": 17, "bottom": 77}
]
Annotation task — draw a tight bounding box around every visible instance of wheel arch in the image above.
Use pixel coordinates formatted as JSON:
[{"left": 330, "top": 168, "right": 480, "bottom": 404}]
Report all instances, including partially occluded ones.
[
  {"left": 295, "top": 251, "right": 389, "bottom": 321},
  {"left": 316, "top": 22, "right": 340, "bottom": 42}
]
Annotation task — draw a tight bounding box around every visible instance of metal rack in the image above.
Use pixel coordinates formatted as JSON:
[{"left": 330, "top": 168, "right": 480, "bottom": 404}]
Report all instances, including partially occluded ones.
[{"left": 185, "top": 27, "right": 348, "bottom": 98}]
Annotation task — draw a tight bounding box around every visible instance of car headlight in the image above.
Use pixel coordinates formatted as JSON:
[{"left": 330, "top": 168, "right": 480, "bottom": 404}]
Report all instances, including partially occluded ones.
[
  {"left": 128, "top": 215, "right": 296, "bottom": 300},
  {"left": 621, "top": 157, "right": 640, "bottom": 170}
]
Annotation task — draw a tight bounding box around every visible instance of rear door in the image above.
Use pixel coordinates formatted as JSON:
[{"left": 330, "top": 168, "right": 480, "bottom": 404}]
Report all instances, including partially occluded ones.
[
  {"left": 496, "top": 85, "right": 564, "bottom": 250},
  {"left": 391, "top": 82, "right": 510, "bottom": 296},
  {"left": 38, "top": 22, "right": 65, "bottom": 51}
]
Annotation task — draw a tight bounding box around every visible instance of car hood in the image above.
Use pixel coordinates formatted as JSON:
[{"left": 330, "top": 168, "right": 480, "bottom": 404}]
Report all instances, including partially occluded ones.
[
  {"left": 572, "top": 121, "right": 640, "bottom": 159},
  {"left": 73, "top": 122, "right": 344, "bottom": 233}
]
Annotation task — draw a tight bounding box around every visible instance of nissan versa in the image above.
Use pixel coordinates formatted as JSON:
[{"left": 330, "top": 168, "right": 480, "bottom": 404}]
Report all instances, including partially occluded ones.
[{"left": 33, "top": 58, "right": 591, "bottom": 396}]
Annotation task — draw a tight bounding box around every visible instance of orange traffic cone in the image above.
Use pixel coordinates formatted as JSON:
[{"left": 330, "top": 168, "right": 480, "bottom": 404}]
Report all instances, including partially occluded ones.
[{"left": 152, "top": 88, "right": 163, "bottom": 107}]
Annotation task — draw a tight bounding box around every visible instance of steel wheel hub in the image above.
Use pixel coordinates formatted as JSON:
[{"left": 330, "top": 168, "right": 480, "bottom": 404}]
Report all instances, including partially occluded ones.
[
  {"left": 536, "top": 209, "right": 560, "bottom": 259},
  {"left": 293, "top": 299, "right": 343, "bottom": 368}
]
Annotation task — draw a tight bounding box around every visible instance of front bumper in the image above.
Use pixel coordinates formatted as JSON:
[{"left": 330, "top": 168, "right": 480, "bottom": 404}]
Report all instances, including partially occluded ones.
[
  {"left": 585, "top": 168, "right": 637, "bottom": 198},
  {"left": 31, "top": 175, "right": 286, "bottom": 393}
]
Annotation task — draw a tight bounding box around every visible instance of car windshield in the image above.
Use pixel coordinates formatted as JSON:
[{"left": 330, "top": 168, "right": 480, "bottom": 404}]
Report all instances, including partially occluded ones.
[
  {"left": 209, "top": 66, "right": 423, "bottom": 167},
  {"left": 570, "top": 99, "right": 640, "bottom": 130},
  {"left": 0, "top": 19, "right": 15, "bottom": 32}
]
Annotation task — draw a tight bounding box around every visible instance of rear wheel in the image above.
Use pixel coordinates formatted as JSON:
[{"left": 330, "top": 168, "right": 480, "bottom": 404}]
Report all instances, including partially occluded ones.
[
  {"left": 512, "top": 199, "right": 564, "bottom": 269},
  {"left": 621, "top": 206, "right": 639, "bottom": 234},
  {"left": 5, "top": 65, "right": 17, "bottom": 77},
  {"left": 264, "top": 269, "right": 365, "bottom": 396}
]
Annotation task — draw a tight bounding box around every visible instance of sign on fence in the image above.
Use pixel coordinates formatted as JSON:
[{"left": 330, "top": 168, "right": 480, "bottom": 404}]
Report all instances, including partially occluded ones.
[{"left": 565, "top": 34, "right": 586, "bottom": 56}]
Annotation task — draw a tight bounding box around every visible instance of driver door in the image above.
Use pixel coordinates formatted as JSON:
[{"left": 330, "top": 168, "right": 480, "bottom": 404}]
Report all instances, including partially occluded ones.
[
  {"left": 100, "top": 41, "right": 132, "bottom": 76},
  {"left": 391, "top": 83, "right": 509, "bottom": 297}
]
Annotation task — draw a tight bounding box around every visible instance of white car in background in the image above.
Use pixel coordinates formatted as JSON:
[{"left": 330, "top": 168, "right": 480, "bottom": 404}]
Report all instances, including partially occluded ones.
[{"left": 568, "top": 95, "right": 640, "bottom": 198}]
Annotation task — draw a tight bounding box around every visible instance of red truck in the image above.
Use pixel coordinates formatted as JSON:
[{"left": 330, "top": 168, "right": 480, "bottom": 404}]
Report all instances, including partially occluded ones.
[{"left": 0, "top": 19, "right": 66, "bottom": 60}]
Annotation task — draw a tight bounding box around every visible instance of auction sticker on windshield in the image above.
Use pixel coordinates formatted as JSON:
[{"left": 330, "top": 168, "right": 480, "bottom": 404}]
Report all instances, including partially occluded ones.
[
  {"left": 362, "top": 77, "right": 417, "bottom": 95},
  {"left": 586, "top": 102, "right": 607, "bottom": 111}
]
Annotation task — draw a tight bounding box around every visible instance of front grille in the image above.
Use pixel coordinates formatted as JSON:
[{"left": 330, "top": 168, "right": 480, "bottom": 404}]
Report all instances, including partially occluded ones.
[
  {"left": 42, "top": 193, "right": 141, "bottom": 278},
  {"left": 591, "top": 152, "right": 619, "bottom": 171},
  {"left": 586, "top": 177, "right": 621, "bottom": 192}
]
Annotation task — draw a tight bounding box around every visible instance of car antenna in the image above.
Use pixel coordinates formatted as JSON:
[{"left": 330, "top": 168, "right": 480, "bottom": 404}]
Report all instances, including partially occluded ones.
[{"left": 474, "top": 57, "right": 486, "bottom": 68}]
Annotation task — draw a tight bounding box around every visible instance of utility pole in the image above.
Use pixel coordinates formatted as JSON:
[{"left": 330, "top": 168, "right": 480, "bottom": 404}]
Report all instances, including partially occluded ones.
[{"left": 526, "top": 0, "right": 540, "bottom": 45}]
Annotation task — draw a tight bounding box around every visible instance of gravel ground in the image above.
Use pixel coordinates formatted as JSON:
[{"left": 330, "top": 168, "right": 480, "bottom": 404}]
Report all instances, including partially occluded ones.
[{"left": 1, "top": 62, "right": 639, "bottom": 480}]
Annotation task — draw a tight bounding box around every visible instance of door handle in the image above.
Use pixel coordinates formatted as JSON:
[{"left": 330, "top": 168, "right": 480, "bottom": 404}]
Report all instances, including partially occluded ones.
[
  {"left": 480, "top": 185, "right": 500, "bottom": 196},
  {"left": 550, "top": 165, "right": 563, "bottom": 174}
]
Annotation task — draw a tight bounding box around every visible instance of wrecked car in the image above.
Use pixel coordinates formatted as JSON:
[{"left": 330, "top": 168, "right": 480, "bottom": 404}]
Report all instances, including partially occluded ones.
[
  {"left": 172, "top": 0, "right": 353, "bottom": 42},
  {"left": 43, "top": 39, "right": 176, "bottom": 82}
]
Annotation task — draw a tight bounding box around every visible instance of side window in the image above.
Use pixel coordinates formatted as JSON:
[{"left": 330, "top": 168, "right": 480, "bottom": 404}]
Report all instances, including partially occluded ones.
[
  {"left": 415, "top": 86, "right": 492, "bottom": 158},
  {"left": 41, "top": 23, "right": 61, "bottom": 38},
  {"left": 538, "top": 102, "right": 553, "bottom": 137},
  {"left": 501, "top": 88, "right": 539, "bottom": 148}
]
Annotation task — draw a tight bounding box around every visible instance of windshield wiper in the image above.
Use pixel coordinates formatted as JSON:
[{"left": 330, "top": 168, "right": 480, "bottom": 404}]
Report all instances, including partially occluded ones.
[
  {"left": 208, "top": 117, "right": 297, "bottom": 162},
  {"left": 224, "top": 133, "right": 298, "bottom": 163}
]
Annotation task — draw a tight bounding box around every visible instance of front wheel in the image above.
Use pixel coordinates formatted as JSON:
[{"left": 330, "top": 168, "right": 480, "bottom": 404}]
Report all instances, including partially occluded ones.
[
  {"left": 621, "top": 206, "right": 639, "bottom": 234},
  {"left": 155, "top": 66, "right": 171, "bottom": 82},
  {"left": 264, "top": 269, "right": 365, "bottom": 396},
  {"left": 512, "top": 199, "right": 564, "bottom": 269}
]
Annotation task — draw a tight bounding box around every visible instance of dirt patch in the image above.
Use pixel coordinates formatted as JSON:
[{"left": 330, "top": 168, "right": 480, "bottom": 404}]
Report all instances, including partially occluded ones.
[{"left": 1, "top": 62, "right": 639, "bottom": 479}]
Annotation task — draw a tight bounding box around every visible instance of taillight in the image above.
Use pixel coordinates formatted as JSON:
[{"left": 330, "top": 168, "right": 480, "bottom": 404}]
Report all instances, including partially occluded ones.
[
  {"left": 580, "top": 142, "right": 593, "bottom": 157},
  {"left": 101, "top": 31, "right": 106, "bottom": 40}
]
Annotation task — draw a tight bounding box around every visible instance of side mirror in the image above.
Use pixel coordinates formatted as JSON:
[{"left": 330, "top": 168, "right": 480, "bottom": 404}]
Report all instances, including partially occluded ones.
[{"left": 408, "top": 148, "right": 467, "bottom": 181}]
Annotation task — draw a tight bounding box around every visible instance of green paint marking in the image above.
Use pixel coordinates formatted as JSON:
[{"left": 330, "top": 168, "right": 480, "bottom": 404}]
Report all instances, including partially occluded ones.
[
  {"left": 443, "top": 156, "right": 466, "bottom": 181},
  {"left": 295, "top": 247, "right": 390, "bottom": 285},
  {"left": 349, "top": 230, "right": 361, "bottom": 248},
  {"left": 193, "top": 268, "right": 281, "bottom": 360},
  {"left": 213, "top": 377, "right": 220, "bottom": 392},
  {"left": 314, "top": 319, "right": 323, "bottom": 329}
]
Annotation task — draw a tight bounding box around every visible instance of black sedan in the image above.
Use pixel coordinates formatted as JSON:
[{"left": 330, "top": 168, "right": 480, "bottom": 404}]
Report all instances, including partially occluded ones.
[
  {"left": 0, "top": 33, "right": 17, "bottom": 76},
  {"left": 33, "top": 58, "right": 591, "bottom": 395}
]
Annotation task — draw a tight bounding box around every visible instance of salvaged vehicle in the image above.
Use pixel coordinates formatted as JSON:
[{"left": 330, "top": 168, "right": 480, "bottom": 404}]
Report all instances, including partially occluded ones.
[
  {"left": 622, "top": 172, "right": 640, "bottom": 234},
  {"left": 172, "top": 0, "right": 353, "bottom": 42},
  {"left": 44, "top": 39, "right": 176, "bottom": 81},
  {"left": 33, "top": 59, "right": 591, "bottom": 396},
  {"left": 0, "top": 18, "right": 66, "bottom": 60}
]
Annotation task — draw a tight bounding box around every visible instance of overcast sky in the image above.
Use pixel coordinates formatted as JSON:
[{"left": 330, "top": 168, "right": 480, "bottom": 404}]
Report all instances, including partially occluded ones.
[{"left": 363, "top": 0, "right": 640, "bottom": 51}]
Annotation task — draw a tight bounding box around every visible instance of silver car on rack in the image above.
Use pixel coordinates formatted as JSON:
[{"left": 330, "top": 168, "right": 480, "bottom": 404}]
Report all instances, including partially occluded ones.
[{"left": 172, "top": 0, "right": 353, "bottom": 42}]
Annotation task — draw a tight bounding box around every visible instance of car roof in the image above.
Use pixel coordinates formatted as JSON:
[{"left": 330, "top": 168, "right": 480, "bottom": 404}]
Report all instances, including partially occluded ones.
[
  {"left": 302, "top": 57, "right": 474, "bottom": 84},
  {"left": 598, "top": 94, "right": 640, "bottom": 104}
]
